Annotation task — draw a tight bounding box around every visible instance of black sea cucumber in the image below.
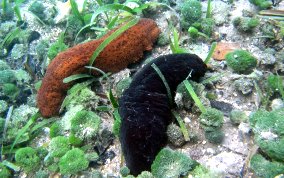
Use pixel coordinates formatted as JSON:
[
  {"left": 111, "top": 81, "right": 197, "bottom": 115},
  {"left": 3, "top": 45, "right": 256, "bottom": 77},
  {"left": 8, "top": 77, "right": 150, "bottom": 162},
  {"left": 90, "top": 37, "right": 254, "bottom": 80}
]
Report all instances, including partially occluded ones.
[{"left": 119, "top": 53, "right": 207, "bottom": 175}]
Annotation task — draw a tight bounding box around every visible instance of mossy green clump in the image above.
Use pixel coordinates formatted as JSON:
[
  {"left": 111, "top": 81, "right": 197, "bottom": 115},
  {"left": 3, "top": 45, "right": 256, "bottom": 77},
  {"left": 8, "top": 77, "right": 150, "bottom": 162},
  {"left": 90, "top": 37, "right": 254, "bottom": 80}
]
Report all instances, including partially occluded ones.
[
  {"left": 0, "top": 70, "right": 16, "bottom": 84},
  {"left": 70, "top": 110, "right": 101, "bottom": 140},
  {"left": 2, "top": 83, "right": 19, "bottom": 99},
  {"left": 175, "top": 81, "right": 208, "bottom": 110},
  {"left": 180, "top": 0, "right": 202, "bottom": 29},
  {"left": 151, "top": 148, "right": 198, "bottom": 178},
  {"left": 28, "top": 1, "right": 46, "bottom": 21},
  {"left": 85, "top": 152, "right": 99, "bottom": 162},
  {"left": 36, "top": 40, "right": 49, "bottom": 61},
  {"left": 0, "top": 4, "right": 14, "bottom": 21},
  {"left": 250, "top": 154, "right": 284, "bottom": 178},
  {"left": 0, "top": 163, "right": 11, "bottom": 178},
  {"left": 199, "top": 107, "right": 223, "bottom": 131},
  {"left": 249, "top": 108, "right": 284, "bottom": 161},
  {"left": 113, "top": 112, "right": 121, "bottom": 137},
  {"left": 249, "top": 0, "right": 272, "bottom": 9},
  {"left": 59, "top": 148, "right": 89, "bottom": 175},
  {"left": 199, "top": 107, "right": 224, "bottom": 143},
  {"left": 15, "top": 147, "right": 41, "bottom": 173},
  {"left": 0, "top": 60, "right": 10, "bottom": 70},
  {"left": 49, "top": 136, "right": 71, "bottom": 158},
  {"left": 188, "top": 27, "right": 200, "bottom": 39},
  {"left": 65, "top": 85, "right": 98, "bottom": 110},
  {"left": 200, "top": 18, "right": 215, "bottom": 37},
  {"left": 47, "top": 34, "right": 68, "bottom": 60},
  {"left": 157, "top": 33, "right": 170, "bottom": 46},
  {"left": 0, "top": 118, "right": 5, "bottom": 133},
  {"left": 225, "top": 50, "right": 257, "bottom": 74},
  {"left": 120, "top": 166, "right": 130, "bottom": 177},
  {"left": 68, "top": 134, "right": 83, "bottom": 147},
  {"left": 65, "top": 15, "right": 84, "bottom": 42},
  {"left": 229, "top": 109, "right": 248, "bottom": 125},
  {"left": 267, "top": 74, "right": 284, "bottom": 98},
  {"left": 49, "top": 121, "right": 63, "bottom": 138},
  {"left": 204, "top": 130, "right": 224, "bottom": 144},
  {"left": 36, "top": 147, "right": 49, "bottom": 160},
  {"left": 233, "top": 17, "right": 259, "bottom": 32}
]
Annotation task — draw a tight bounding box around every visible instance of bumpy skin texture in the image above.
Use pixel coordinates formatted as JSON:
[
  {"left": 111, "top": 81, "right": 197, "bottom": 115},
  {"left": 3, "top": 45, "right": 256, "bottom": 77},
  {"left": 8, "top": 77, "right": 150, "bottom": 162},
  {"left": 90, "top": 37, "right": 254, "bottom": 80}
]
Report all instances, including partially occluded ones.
[
  {"left": 37, "top": 18, "right": 160, "bottom": 117},
  {"left": 119, "top": 54, "right": 207, "bottom": 175}
]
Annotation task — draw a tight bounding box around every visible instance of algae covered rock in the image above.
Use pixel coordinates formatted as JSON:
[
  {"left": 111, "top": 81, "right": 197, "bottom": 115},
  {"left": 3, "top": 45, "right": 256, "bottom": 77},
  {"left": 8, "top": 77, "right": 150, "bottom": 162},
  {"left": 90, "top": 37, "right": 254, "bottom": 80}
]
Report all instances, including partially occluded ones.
[
  {"left": 0, "top": 100, "right": 8, "bottom": 114},
  {"left": 13, "top": 69, "right": 31, "bottom": 84},
  {"left": 250, "top": 108, "right": 284, "bottom": 161},
  {"left": 10, "top": 105, "right": 38, "bottom": 128},
  {"left": 189, "top": 165, "right": 220, "bottom": 178},
  {"left": 167, "top": 123, "right": 186, "bottom": 147},
  {"left": 70, "top": 110, "right": 101, "bottom": 140},
  {"left": 234, "top": 78, "right": 254, "bottom": 95},
  {"left": 250, "top": 154, "right": 284, "bottom": 177},
  {"left": 233, "top": 17, "right": 259, "bottom": 32},
  {"left": 225, "top": 50, "right": 257, "bottom": 74},
  {"left": 205, "top": 129, "right": 224, "bottom": 144},
  {"left": 11, "top": 44, "right": 27, "bottom": 60}
]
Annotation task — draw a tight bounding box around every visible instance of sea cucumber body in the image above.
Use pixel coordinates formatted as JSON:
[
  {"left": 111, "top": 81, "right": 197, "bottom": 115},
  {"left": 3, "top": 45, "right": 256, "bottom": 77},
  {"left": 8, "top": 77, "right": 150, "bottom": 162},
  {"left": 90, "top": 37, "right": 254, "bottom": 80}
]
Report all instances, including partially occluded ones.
[
  {"left": 37, "top": 18, "right": 160, "bottom": 117},
  {"left": 119, "top": 53, "right": 207, "bottom": 175}
]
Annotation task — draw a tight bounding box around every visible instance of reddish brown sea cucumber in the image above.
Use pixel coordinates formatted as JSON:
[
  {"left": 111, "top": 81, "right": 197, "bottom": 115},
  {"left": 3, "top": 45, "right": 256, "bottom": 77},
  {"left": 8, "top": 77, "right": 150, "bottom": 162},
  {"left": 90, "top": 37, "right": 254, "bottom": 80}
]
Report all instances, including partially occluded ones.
[{"left": 37, "top": 18, "right": 161, "bottom": 117}]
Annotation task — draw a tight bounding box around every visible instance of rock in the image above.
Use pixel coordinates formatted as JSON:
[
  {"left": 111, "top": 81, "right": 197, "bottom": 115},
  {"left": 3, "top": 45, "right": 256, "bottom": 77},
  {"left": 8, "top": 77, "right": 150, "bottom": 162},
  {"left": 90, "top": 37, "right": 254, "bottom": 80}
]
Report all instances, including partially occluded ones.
[
  {"left": 11, "top": 44, "right": 27, "bottom": 60},
  {"left": 211, "top": 1, "right": 231, "bottom": 25},
  {"left": 205, "top": 151, "right": 245, "bottom": 176},
  {"left": 13, "top": 69, "right": 31, "bottom": 84},
  {"left": 167, "top": 123, "right": 186, "bottom": 147},
  {"left": 10, "top": 105, "right": 38, "bottom": 127},
  {"left": 229, "top": 109, "right": 248, "bottom": 125},
  {"left": 271, "top": 98, "right": 284, "bottom": 111},
  {"left": 238, "top": 122, "right": 251, "bottom": 135},
  {"left": 210, "top": 100, "right": 233, "bottom": 116},
  {"left": 238, "top": 122, "right": 251, "bottom": 140},
  {"left": 234, "top": 78, "right": 254, "bottom": 95},
  {"left": 61, "top": 105, "right": 84, "bottom": 130},
  {"left": 260, "top": 48, "right": 277, "bottom": 65}
]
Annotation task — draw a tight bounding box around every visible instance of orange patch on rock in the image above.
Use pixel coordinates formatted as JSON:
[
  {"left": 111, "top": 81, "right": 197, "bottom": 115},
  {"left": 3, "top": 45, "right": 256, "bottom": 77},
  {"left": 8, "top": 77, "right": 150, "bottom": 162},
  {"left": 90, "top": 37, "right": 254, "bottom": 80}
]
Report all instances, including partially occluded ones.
[
  {"left": 37, "top": 18, "right": 161, "bottom": 117},
  {"left": 213, "top": 42, "right": 240, "bottom": 61}
]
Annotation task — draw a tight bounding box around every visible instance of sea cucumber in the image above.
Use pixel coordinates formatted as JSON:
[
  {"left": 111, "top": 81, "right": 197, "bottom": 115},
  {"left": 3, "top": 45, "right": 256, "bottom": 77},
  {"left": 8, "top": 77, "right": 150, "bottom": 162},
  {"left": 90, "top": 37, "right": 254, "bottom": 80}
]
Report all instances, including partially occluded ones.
[
  {"left": 119, "top": 53, "right": 207, "bottom": 175},
  {"left": 37, "top": 18, "right": 160, "bottom": 117}
]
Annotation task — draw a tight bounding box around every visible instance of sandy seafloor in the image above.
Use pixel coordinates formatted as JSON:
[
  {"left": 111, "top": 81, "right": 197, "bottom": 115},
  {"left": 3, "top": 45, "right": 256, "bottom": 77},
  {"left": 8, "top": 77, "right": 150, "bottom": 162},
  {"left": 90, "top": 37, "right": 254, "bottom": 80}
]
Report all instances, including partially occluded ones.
[{"left": 1, "top": 0, "right": 284, "bottom": 177}]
